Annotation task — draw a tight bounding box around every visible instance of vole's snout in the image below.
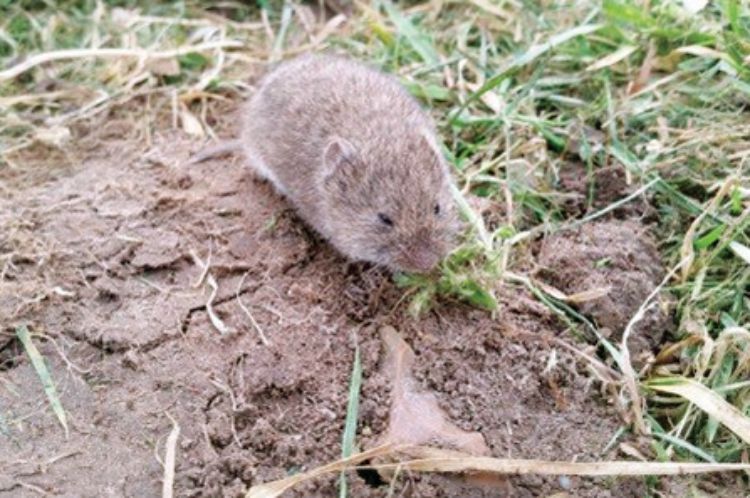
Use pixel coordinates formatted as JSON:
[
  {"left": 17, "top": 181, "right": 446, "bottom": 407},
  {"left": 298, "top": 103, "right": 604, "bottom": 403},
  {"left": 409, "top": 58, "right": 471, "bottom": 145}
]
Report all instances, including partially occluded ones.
[{"left": 399, "top": 245, "right": 442, "bottom": 273}]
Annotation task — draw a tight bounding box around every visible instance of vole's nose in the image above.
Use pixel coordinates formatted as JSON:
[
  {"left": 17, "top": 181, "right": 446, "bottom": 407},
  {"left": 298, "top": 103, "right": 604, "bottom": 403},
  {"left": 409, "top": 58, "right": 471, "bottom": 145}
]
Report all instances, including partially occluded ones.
[{"left": 403, "top": 247, "right": 440, "bottom": 273}]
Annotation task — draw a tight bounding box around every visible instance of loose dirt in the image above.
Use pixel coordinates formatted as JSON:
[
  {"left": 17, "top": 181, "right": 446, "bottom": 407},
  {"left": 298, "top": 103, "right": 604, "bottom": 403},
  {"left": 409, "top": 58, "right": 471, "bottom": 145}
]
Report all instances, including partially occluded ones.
[
  {"left": 537, "top": 220, "right": 673, "bottom": 364},
  {"left": 0, "top": 117, "right": 719, "bottom": 497}
]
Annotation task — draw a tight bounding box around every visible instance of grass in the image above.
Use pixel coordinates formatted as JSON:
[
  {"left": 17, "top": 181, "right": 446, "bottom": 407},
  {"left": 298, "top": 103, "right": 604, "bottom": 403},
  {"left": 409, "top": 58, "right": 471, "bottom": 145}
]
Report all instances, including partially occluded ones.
[
  {"left": 339, "top": 344, "right": 362, "bottom": 498},
  {"left": 1, "top": 0, "right": 749, "bottom": 492},
  {"left": 15, "top": 325, "right": 68, "bottom": 438}
]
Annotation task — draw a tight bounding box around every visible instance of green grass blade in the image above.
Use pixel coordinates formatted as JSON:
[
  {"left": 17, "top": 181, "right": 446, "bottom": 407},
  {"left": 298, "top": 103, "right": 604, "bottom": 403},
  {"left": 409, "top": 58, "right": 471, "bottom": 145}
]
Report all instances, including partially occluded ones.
[
  {"left": 15, "top": 325, "right": 69, "bottom": 438},
  {"left": 603, "top": 0, "right": 656, "bottom": 28},
  {"left": 652, "top": 432, "right": 717, "bottom": 463},
  {"left": 339, "top": 345, "right": 362, "bottom": 498},
  {"left": 694, "top": 225, "right": 725, "bottom": 250},
  {"left": 647, "top": 377, "right": 750, "bottom": 445},
  {"left": 455, "top": 278, "right": 497, "bottom": 310},
  {"left": 455, "top": 22, "right": 602, "bottom": 118},
  {"left": 382, "top": 1, "right": 440, "bottom": 65}
]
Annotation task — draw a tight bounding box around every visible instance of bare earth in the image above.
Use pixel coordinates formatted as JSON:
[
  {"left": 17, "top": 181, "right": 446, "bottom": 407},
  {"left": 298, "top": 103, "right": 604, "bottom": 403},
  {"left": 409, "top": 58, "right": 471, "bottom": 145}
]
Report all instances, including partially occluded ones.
[{"left": 0, "top": 126, "right": 734, "bottom": 496}]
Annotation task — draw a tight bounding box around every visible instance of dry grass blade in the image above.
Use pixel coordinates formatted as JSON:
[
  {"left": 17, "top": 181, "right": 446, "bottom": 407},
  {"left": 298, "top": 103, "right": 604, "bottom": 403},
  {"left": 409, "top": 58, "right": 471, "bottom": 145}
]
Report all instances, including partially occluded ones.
[
  {"left": 647, "top": 378, "right": 750, "bottom": 445},
  {"left": 381, "top": 445, "right": 750, "bottom": 475},
  {"left": 585, "top": 45, "right": 638, "bottom": 72},
  {"left": 162, "top": 413, "right": 181, "bottom": 498},
  {"left": 620, "top": 258, "right": 686, "bottom": 435},
  {"left": 468, "top": 0, "right": 512, "bottom": 20},
  {"left": 0, "top": 41, "right": 243, "bottom": 82},
  {"left": 452, "top": 182, "right": 492, "bottom": 251},
  {"left": 674, "top": 45, "right": 728, "bottom": 60},
  {"left": 729, "top": 241, "right": 750, "bottom": 266},
  {"left": 15, "top": 325, "right": 69, "bottom": 439},
  {"left": 246, "top": 444, "right": 750, "bottom": 496},
  {"left": 375, "top": 456, "right": 750, "bottom": 476},
  {"left": 679, "top": 177, "right": 735, "bottom": 281},
  {"left": 245, "top": 445, "right": 396, "bottom": 498}
]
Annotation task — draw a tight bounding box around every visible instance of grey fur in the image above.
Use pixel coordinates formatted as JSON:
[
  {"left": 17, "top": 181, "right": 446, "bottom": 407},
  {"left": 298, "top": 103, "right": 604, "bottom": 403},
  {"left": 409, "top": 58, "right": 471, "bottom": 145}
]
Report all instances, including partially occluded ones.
[{"left": 241, "top": 54, "right": 459, "bottom": 272}]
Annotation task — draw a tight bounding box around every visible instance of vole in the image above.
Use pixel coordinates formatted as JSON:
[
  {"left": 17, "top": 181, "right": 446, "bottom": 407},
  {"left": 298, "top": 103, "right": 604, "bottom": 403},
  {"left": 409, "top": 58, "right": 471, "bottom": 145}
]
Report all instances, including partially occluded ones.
[{"left": 191, "top": 54, "right": 459, "bottom": 273}]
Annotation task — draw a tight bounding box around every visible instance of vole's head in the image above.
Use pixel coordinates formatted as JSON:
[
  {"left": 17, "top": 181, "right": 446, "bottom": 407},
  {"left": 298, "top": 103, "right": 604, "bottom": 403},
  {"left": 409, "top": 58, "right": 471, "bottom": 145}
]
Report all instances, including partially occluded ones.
[{"left": 318, "top": 129, "right": 459, "bottom": 273}]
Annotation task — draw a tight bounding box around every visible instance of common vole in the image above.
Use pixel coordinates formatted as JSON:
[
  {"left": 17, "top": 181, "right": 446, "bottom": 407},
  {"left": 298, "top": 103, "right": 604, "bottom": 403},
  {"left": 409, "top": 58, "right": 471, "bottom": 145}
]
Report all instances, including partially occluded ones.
[{"left": 196, "top": 54, "right": 459, "bottom": 272}]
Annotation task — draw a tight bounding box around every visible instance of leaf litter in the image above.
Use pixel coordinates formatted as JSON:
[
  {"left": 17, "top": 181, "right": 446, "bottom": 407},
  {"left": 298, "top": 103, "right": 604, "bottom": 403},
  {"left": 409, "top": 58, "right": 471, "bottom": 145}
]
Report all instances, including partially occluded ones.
[{"left": 377, "top": 325, "right": 490, "bottom": 455}]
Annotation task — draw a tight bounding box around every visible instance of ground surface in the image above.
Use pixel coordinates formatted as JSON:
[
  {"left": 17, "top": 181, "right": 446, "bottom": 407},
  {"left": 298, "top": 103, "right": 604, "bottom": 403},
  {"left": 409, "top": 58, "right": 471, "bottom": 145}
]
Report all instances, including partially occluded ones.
[{"left": 0, "top": 122, "right": 735, "bottom": 497}]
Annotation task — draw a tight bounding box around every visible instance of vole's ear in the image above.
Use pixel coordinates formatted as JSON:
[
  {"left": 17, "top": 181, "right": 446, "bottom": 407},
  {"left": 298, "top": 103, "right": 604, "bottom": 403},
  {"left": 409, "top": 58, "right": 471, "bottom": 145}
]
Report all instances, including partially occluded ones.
[{"left": 322, "top": 136, "right": 360, "bottom": 185}]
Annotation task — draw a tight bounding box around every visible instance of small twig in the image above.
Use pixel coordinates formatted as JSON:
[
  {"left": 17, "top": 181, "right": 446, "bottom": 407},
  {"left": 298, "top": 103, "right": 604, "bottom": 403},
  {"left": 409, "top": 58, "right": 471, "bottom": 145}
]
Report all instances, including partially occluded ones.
[
  {"left": 190, "top": 250, "right": 231, "bottom": 335},
  {"left": 162, "top": 413, "right": 180, "bottom": 498},
  {"left": 205, "top": 274, "right": 230, "bottom": 335},
  {"left": 41, "top": 333, "right": 92, "bottom": 376},
  {"left": 45, "top": 450, "right": 81, "bottom": 467},
  {"left": 191, "top": 247, "right": 212, "bottom": 288},
  {"left": 236, "top": 271, "right": 270, "bottom": 346},
  {"left": 1, "top": 451, "right": 81, "bottom": 471},
  {"left": 16, "top": 481, "right": 50, "bottom": 496}
]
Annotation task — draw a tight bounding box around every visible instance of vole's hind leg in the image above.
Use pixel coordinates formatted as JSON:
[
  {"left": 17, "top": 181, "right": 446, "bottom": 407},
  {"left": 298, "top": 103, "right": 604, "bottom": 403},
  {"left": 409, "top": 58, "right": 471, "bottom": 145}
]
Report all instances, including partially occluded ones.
[{"left": 244, "top": 146, "right": 288, "bottom": 196}]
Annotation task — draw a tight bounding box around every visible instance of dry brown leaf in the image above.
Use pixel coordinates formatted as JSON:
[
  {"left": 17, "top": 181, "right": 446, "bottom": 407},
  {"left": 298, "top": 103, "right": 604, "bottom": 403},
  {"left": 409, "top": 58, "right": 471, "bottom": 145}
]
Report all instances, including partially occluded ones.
[{"left": 379, "top": 326, "right": 490, "bottom": 455}]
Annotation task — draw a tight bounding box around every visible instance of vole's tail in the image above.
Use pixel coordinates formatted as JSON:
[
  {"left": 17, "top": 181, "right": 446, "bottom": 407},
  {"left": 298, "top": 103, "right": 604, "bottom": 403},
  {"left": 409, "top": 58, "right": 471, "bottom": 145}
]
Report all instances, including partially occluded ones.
[{"left": 186, "top": 139, "right": 243, "bottom": 165}]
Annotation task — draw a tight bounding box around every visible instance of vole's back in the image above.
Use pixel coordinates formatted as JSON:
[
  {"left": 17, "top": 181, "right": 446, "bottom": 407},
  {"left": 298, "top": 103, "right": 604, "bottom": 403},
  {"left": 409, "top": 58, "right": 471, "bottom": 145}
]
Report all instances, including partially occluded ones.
[{"left": 240, "top": 55, "right": 432, "bottom": 232}]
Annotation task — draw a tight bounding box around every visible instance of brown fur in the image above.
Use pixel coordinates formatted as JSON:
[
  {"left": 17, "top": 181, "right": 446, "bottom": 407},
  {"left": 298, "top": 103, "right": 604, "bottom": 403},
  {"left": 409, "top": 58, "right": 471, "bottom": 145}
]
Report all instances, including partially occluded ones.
[{"left": 240, "top": 54, "right": 459, "bottom": 272}]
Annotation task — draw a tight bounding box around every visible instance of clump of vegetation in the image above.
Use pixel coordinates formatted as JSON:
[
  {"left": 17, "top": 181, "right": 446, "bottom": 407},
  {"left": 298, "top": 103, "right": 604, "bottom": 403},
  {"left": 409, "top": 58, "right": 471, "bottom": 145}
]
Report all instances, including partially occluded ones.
[
  {"left": 364, "top": 0, "right": 750, "bottom": 468},
  {"left": 2, "top": 0, "right": 748, "bottom": 490}
]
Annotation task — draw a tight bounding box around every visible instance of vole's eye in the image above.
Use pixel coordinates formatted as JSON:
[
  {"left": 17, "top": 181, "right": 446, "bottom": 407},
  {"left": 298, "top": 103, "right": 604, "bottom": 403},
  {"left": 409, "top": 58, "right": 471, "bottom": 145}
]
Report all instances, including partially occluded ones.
[
  {"left": 378, "top": 213, "right": 394, "bottom": 227},
  {"left": 434, "top": 204, "right": 440, "bottom": 216}
]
